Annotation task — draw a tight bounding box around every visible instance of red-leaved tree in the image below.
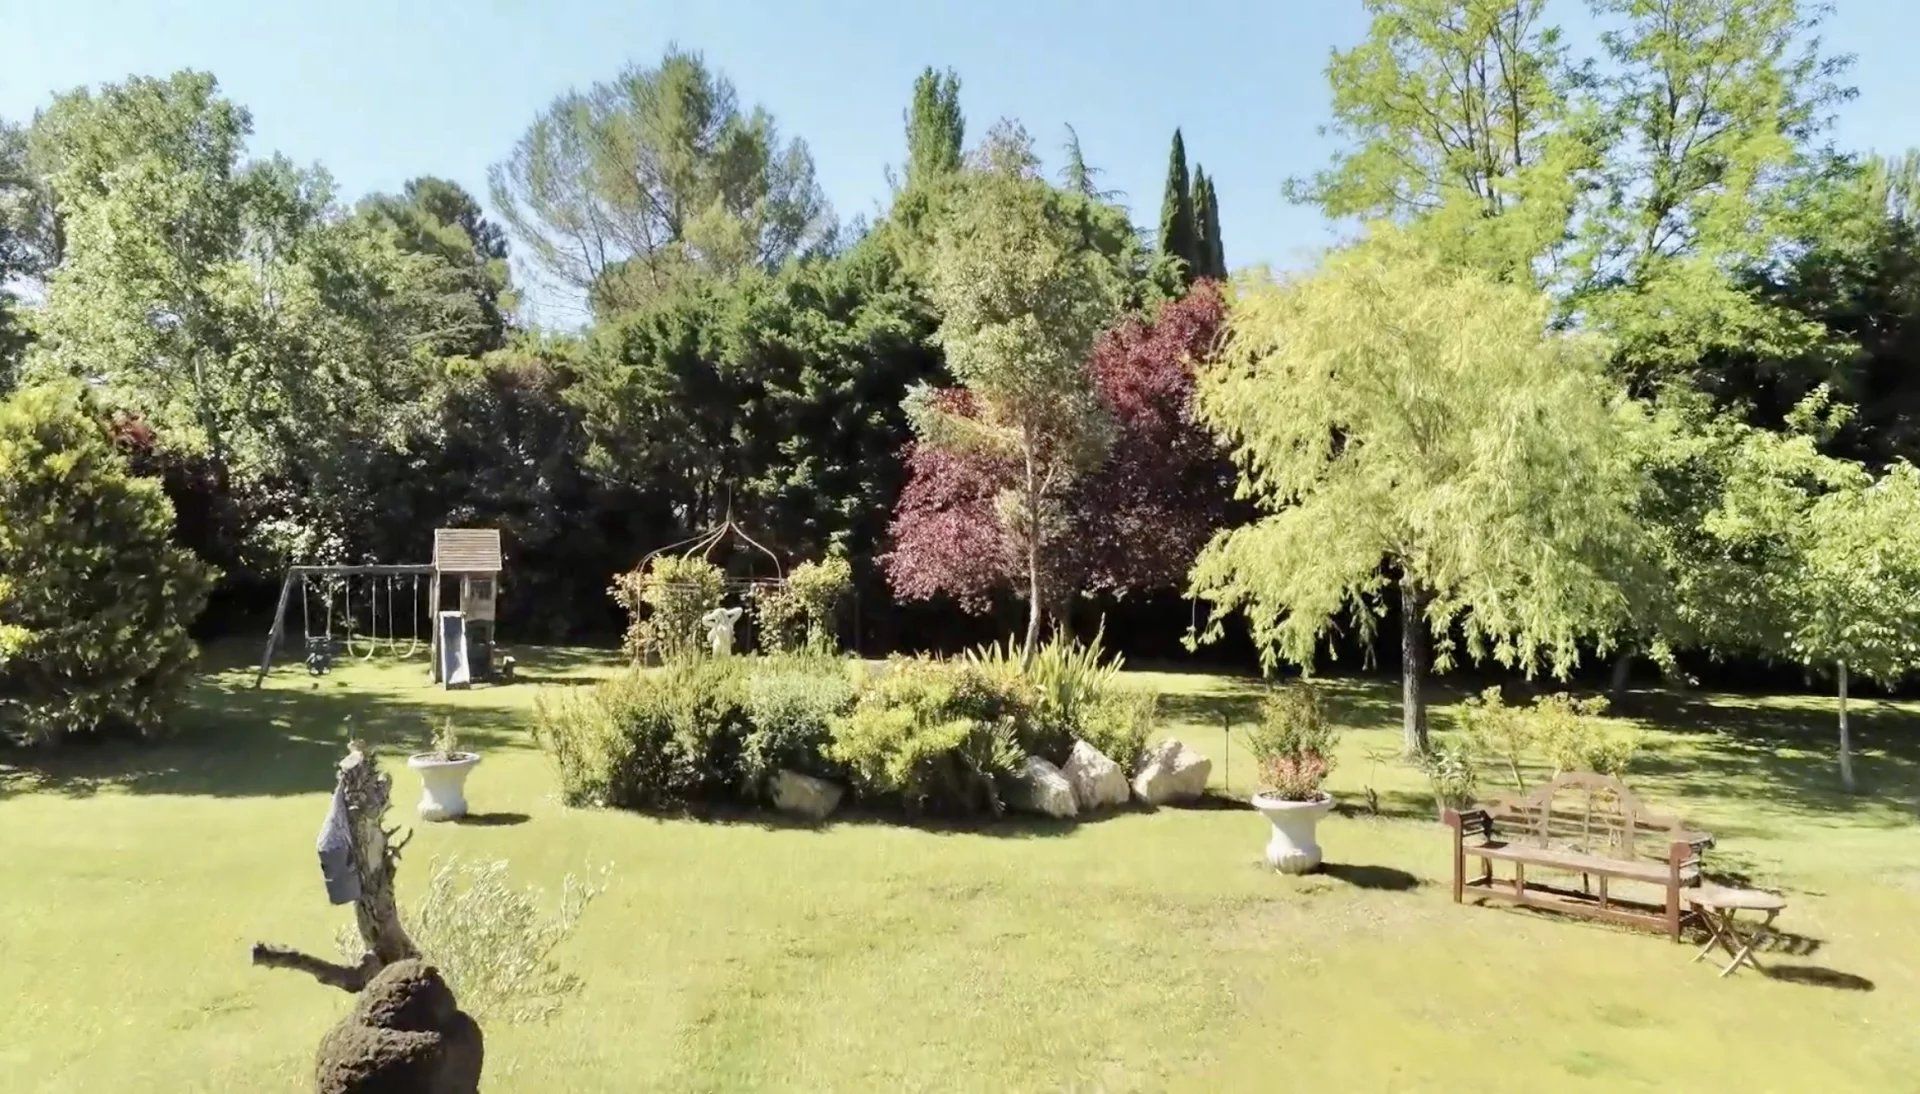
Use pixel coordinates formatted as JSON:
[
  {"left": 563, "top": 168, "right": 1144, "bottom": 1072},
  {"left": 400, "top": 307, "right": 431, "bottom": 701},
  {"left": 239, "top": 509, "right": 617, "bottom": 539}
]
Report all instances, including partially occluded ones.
[{"left": 883, "top": 281, "right": 1235, "bottom": 619}]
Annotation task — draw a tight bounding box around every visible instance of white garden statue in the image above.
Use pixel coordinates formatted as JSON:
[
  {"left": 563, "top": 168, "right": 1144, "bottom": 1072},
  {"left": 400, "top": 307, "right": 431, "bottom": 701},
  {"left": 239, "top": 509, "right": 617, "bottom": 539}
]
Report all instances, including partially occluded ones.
[{"left": 700, "top": 606, "right": 745, "bottom": 657}]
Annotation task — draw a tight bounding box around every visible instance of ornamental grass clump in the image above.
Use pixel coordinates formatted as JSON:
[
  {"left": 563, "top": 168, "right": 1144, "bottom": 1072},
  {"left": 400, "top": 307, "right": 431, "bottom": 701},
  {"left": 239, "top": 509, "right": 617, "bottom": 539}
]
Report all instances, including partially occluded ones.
[{"left": 1247, "top": 682, "right": 1339, "bottom": 801}]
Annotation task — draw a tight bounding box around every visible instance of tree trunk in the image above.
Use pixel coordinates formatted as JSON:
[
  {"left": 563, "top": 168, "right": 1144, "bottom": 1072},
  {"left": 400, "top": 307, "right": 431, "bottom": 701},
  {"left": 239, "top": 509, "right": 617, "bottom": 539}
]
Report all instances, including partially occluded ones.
[
  {"left": 1022, "top": 449, "right": 1042, "bottom": 666},
  {"left": 1608, "top": 648, "right": 1634, "bottom": 702},
  {"left": 1400, "top": 579, "right": 1431, "bottom": 756},
  {"left": 1838, "top": 661, "right": 1856, "bottom": 794},
  {"left": 252, "top": 743, "right": 419, "bottom": 992}
]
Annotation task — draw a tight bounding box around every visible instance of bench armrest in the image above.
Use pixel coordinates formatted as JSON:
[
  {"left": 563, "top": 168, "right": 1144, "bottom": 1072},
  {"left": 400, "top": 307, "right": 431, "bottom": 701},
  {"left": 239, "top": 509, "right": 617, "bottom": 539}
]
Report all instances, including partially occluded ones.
[
  {"left": 1443, "top": 807, "right": 1493, "bottom": 841},
  {"left": 1666, "top": 832, "right": 1713, "bottom": 874}
]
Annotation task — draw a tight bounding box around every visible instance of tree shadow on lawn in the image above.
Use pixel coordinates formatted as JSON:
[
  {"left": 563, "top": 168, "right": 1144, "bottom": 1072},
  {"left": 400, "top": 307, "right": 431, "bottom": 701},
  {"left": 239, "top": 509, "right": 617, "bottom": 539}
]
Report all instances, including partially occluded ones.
[
  {"left": 1151, "top": 671, "right": 1416, "bottom": 733},
  {"left": 0, "top": 670, "right": 534, "bottom": 801},
  {"left": 1620, "top": 693, "right": 1920, "bottom": 838}
]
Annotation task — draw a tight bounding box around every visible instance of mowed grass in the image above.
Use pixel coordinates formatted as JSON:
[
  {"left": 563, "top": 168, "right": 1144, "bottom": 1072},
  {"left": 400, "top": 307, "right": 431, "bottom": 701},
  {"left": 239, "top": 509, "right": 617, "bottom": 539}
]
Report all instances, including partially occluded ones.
[{"left": 3, "top": 644, "right": 1918, "bottom": 1091}]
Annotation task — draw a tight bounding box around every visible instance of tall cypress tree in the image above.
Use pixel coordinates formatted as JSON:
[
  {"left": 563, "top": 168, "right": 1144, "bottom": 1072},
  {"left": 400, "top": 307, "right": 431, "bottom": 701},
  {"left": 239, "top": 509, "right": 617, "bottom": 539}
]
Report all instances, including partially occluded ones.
[
  {"left": 904, "top": 67, "right": 965, "bottom": 186},
  {"left": 1199, "top": 173, "right": 1225, "bottom": 278},
  {"left": 1157, "top": 128, "right": 1196, "bottom": 277},
  {"left": 1191, "top": 164, "right": 1213, "bottom": 279}
]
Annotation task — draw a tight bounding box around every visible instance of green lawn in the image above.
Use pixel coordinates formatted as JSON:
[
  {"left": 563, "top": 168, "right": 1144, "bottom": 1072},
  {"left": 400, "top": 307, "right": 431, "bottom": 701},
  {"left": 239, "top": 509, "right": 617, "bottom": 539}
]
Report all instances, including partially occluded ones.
[{"left": 3, "top": 645, "right": 1918, "bottom": 1090}]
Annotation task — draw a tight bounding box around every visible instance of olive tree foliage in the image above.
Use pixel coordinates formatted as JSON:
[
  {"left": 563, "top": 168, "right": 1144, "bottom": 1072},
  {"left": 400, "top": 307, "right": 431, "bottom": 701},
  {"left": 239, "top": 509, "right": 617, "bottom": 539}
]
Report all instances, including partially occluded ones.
[
  {"left": 488, "top": 46, "right": 830, "bottom": 318},
  {"left": 0, "top": 383, "right": 214, "bottom": 744},
  {"left": 1188, "top": 234, "right": 1649, "bottom": 753},
  {"left": 912, "top": 172, "right": 1121, "bottom": 658}
]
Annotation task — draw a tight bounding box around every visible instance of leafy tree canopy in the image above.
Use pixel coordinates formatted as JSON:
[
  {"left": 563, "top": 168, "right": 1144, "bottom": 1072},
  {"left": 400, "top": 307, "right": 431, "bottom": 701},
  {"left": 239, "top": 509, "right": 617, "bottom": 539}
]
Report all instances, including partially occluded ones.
[
  {"left": 1189, "top": 231, "right": 1650, "bottom": 750},
  {"left": 489, "top": 45, "right": 831, "bottom": 318}
]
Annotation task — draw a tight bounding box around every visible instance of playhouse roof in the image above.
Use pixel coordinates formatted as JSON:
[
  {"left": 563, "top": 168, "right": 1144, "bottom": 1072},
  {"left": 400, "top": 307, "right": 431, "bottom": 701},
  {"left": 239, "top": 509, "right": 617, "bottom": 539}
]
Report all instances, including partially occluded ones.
[{"left": 433, "top": 528, "right": 502, "bottom": 573}]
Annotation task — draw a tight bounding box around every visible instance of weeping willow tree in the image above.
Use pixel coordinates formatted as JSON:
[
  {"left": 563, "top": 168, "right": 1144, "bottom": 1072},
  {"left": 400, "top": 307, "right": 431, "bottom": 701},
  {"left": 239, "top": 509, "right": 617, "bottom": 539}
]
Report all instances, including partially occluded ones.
[{"left": 1188, "top": 233, "right": 1651, "bottom": 752}]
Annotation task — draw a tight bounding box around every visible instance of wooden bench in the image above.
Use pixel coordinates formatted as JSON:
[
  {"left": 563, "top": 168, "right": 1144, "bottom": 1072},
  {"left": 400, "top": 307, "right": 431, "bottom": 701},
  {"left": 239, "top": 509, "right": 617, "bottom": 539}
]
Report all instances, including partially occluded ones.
[{"left": 1443, "top": 772, "right": 1713, "bottom": 941}]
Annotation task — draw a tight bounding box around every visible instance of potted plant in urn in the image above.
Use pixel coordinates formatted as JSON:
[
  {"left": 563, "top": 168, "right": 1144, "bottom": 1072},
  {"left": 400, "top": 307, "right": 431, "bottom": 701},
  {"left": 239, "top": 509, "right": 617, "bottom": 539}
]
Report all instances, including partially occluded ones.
[
  {"left": 407, "top": 720, "right": 479, "bottom": 821},
  {"left": 1248, "top": 683, "right": 1340, "bottom": 874}
]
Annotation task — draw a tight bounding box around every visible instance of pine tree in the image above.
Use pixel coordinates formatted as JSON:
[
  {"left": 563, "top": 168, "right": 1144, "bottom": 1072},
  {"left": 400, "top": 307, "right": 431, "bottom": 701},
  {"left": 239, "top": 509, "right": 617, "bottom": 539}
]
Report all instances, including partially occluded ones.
[
  {"left": 904, "top": 67, "right": 965, "bottom": 186},
  {"left": 1191, "top": 165, "right": 1213, "bottom": 279},
  {"left": 1157, "top": 129, "right": 1196, "bottom": 277}
]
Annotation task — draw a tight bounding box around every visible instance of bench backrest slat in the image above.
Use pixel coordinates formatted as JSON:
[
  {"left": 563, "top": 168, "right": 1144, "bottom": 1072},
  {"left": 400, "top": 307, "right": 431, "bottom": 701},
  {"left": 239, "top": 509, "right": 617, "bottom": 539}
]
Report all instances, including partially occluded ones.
[{"left": 1475, "top": 772, "right": 1697, "bottom": 863}]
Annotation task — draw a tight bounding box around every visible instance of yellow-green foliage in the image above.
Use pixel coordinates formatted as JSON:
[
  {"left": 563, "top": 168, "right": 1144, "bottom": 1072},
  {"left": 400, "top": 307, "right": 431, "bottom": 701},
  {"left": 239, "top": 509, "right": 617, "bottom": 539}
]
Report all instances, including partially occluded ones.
[
  {"left": 1454, "top": 686, "right": 1639, "bottom": 793},
  {"left": 1246, "top": 682, "right": 1340, "bottom": 800},
  {"left": 0, "top": 382, "right": 214, "bottom": 744},
  {"left": 828, "top": 658, "right": 1028, "bottom": 816},
  {"left": 533, "top": 660, "right": 746, "bottom": 809},
  {"left": 1188, "top": 232, "right": 1647, "bottom": 678},
  {"left": 753, "top": 554, "right": 853, "bottom": 653},
  {"left": 610, "top": 554, "right": 726, "bottom": 663},
  {"left": 1081, "top": 689, "right": 1157, "bottom": 775}
]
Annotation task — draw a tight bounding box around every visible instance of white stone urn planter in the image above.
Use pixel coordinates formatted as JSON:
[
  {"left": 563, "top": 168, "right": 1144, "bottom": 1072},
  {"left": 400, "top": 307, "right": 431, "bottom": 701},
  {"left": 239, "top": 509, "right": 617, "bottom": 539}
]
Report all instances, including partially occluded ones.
[
  {"left": 407, "top": 751, "right": 480, "bottom": 821},
  {"left": 1252, "top": 791, "right": 1334, "bottom": 874}
]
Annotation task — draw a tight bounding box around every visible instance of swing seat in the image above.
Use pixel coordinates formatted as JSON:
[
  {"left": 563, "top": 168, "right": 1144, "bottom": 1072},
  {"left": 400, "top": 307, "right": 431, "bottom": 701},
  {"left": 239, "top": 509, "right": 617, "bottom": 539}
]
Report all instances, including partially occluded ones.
[{"left": 305, "top": 635, "right": 339, "bottom": 676}]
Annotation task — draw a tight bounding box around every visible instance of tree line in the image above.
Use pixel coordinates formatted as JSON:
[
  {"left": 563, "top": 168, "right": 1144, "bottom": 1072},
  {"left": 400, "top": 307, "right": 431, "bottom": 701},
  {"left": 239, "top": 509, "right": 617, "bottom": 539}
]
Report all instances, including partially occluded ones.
[
  {"left": 0, "top": 51, "right": 1225, "bottom": 649},
  {"left": 4, "top": 4, "right": 1920, "bottom": 789}
]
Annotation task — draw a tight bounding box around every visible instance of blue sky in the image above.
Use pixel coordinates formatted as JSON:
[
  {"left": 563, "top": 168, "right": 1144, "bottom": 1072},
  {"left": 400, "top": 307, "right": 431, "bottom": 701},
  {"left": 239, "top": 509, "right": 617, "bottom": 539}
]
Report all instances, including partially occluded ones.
[{"left": 5, "top": 0, "right": 1918, "bottom": 319}]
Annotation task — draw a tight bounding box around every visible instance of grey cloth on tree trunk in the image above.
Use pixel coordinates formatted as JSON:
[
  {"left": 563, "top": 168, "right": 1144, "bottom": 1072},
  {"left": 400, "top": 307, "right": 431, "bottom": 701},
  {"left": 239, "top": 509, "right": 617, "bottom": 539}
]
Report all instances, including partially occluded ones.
[{"left": 317, "top": 781, "right": 360, "bottom": 905}]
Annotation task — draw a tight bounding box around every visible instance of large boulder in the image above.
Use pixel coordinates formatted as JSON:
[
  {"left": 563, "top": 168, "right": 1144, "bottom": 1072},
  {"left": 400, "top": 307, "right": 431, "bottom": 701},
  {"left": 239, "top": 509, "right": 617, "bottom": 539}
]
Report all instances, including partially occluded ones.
[
  {"left": 1006, "top": 756, "right": 1078, "bottom": 818},
  {"left": 315, "top": 958, "right": 482, "bottom": 1094},
  {"left": 1130, "top": 739, "right": 1211, "bottom": 806},
  {"left": 771, "top": 769, "right": 844, "bottom": 822},
  {"left": 1062, "top": 740, "right": 1130, "bottom": 812}
]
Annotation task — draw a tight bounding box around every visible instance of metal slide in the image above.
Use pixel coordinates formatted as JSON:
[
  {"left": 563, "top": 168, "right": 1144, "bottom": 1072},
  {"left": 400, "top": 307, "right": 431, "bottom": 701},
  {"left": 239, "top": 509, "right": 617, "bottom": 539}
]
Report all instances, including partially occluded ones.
[{"left": 437, "top": 611, "right": 471, "bottom": 688}]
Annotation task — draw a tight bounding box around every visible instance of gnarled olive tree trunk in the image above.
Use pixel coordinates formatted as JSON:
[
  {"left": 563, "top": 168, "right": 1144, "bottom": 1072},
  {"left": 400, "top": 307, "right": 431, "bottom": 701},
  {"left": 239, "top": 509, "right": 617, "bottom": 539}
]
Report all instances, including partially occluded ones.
[{"left": 252, "top": 743, "right": 418, "bottom": 990}]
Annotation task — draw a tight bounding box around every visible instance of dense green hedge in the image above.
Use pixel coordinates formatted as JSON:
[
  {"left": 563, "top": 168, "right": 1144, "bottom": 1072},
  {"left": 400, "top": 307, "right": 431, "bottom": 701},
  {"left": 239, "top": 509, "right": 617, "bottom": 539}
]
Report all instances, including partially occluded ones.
[
  {"left": 0, "top": 383, "right": 214, "bottom": 744},
  {"left": 533, "top": 642, "right": 1156, "bottom": 818}
]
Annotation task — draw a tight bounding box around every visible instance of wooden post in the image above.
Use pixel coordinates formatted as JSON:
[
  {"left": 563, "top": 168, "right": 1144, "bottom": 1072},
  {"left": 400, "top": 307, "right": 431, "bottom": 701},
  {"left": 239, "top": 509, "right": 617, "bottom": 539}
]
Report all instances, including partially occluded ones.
[
  {"left": 1444, "top": 809, "right": 1465, "bottom": 903},
  {"left": 1665, "top": 841, "right": 1687, "bottom": 942},
  {"left": 428, "top": 572, "right": 442, "bottom": 684},
  {"left": 254, "top": 569, "right": 299, "bottom": 688}
]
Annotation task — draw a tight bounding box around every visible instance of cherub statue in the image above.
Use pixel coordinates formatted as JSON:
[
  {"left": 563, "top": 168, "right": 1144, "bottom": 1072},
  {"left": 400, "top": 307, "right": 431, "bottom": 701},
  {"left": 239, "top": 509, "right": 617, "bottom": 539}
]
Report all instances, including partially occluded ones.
[{"left": 700, "top": 606, "right": 745, "bottom": 657}]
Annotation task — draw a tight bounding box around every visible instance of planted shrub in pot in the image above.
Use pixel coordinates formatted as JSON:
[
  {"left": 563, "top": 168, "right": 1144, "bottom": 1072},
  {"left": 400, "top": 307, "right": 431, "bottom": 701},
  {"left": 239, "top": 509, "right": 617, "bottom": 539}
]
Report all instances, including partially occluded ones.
[
  {"left": 1247, "top": 683, "right": 1340, "bottom": 874},
  {"left": 410, "top": 721, "right": 480, "bottom": 821}
]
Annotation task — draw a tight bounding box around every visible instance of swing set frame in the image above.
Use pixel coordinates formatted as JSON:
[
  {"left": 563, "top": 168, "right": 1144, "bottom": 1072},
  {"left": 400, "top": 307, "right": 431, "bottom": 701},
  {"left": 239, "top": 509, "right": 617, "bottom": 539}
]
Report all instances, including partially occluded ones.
[{"left": 254, "top": 563, "right": 435, "bottom": 686}]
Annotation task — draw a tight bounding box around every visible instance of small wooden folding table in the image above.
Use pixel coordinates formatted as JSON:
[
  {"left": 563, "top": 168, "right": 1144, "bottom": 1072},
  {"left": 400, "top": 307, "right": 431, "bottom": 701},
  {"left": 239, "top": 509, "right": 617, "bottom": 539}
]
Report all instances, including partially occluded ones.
[{"left": 1687, "top": 885, "right": 1787, "bottom": 977}]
